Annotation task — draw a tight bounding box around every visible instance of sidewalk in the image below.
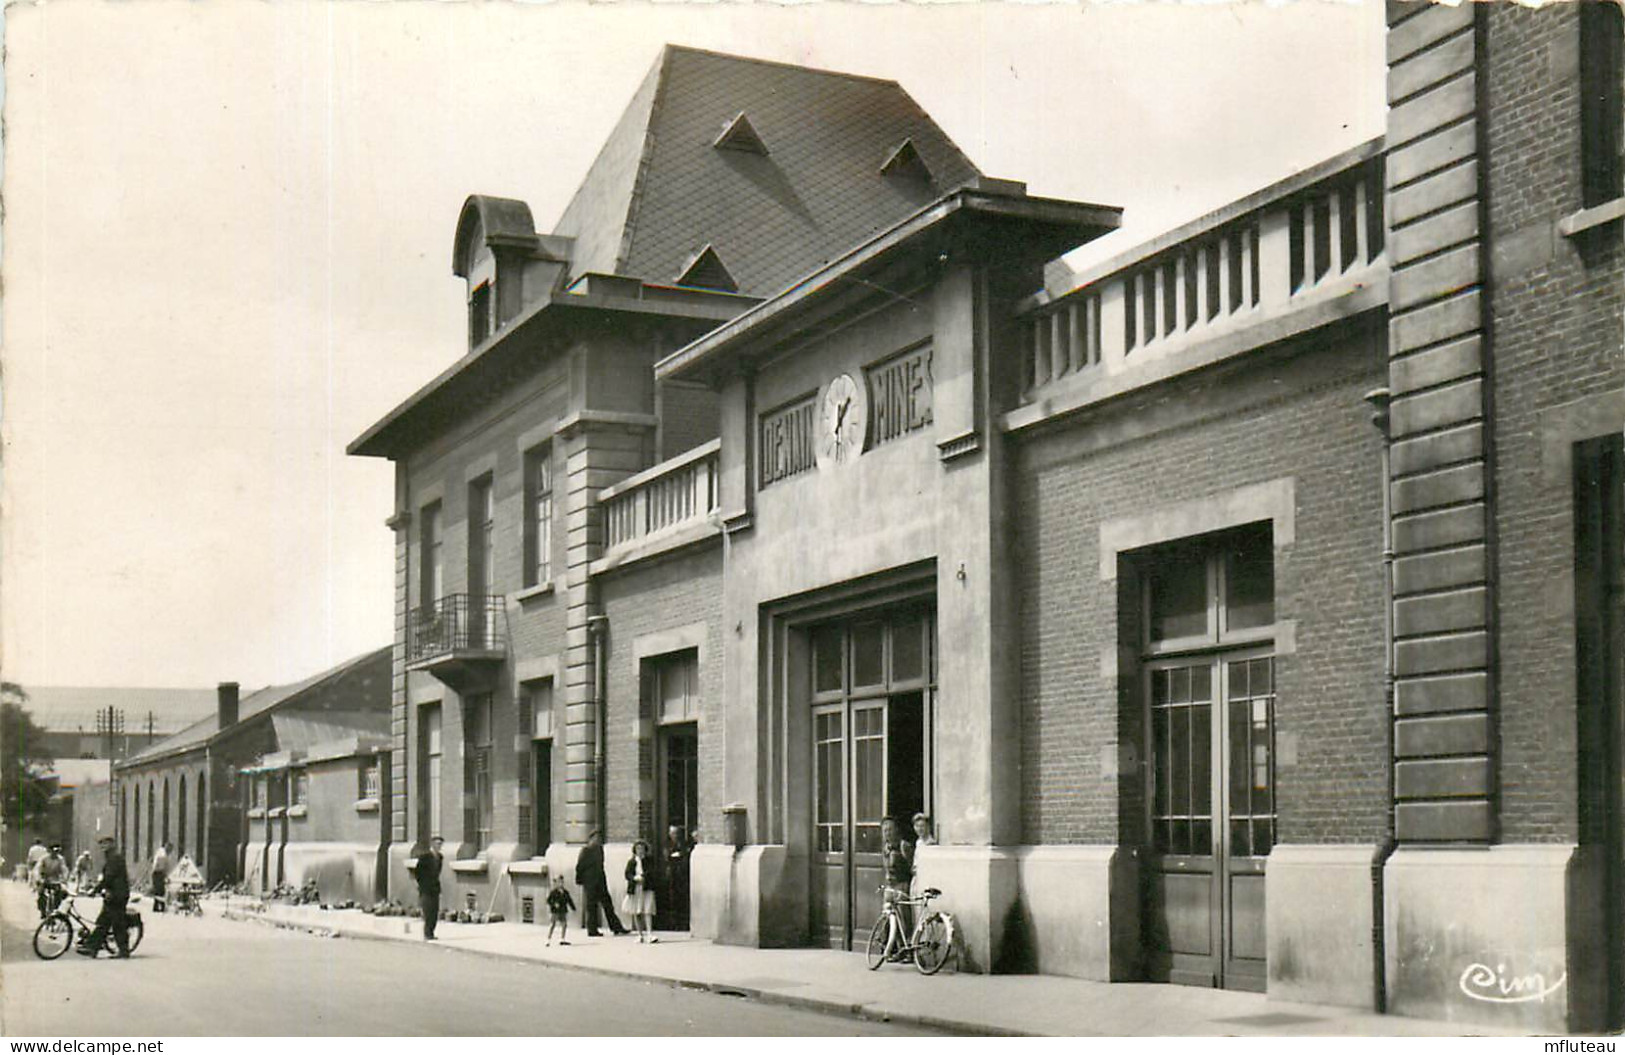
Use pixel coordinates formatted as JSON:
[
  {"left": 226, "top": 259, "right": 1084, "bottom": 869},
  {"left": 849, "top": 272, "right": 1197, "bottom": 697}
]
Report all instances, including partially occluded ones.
[{"left": 213, "top": 896, "right": 1524, "bottom": 1037}]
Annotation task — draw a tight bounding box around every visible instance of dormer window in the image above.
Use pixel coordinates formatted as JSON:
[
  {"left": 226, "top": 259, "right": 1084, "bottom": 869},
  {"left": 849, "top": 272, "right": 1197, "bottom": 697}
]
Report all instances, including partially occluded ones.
[
  {"left": 675, "top": 244, "right": 739, "bottom": 293},
  {"left": 713, "top": 112, "right": 769, "bottom": 155},
  {"left": 881, "top": 138, "right": 934, "bottom": 184},
  {"left": 469, "top": 283, "right": 493, "bottom": 347}
]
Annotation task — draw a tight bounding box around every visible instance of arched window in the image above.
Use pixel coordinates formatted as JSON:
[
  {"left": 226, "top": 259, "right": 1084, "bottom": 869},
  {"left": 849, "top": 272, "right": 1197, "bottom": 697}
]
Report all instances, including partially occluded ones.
[
  {"left": 134, "top": 784, "right": 142, "bottom": 859},
  {"left": 162, "top": 777, "right": 171, "bottom": 847},
  {"left": 197, "top": 773, "right": 207, "bottom": 874},
  {"left": 120, "top": 787, "right": 128, "bottom": 848},
  {"left": 177, "top": 776, "right": 188, "bottom": 856},
  {"left": 146, "top": 781, "right": 155, "bottom": 859}
]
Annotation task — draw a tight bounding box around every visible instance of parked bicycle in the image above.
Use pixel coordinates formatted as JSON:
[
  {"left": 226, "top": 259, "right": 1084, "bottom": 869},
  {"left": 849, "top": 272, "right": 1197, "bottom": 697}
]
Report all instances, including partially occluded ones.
[
  {"left": 866, "top": 885, "right": 956, "bottom": 975},
  {"left": 32, "top": 893, "right": 146, "bottom": 960}
]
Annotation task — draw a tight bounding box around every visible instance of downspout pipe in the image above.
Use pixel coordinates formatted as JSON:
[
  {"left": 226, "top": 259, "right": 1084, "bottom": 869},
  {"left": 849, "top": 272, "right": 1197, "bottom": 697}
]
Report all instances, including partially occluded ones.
[
  {"left": 588, "top": 614, "right": 609, "bottom": 838},
  {"left": 1365, "top": 386, "right": 1396, "bottom": 1015}
]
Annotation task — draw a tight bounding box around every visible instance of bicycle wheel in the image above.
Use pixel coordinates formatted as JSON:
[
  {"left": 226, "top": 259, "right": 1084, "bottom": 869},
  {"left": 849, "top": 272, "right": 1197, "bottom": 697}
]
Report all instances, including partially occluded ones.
[
  {"left": 865, "top": 914, "right": 892, "bottom": 970},
  {"left": 125, "top": 915, "right": 145, "bottom": 953},
  {"left": 33, "top": 915, "right": 73, "bottom": 960},
  {"left": 913, "top": 913, "right": 951, "bottom": 975}
]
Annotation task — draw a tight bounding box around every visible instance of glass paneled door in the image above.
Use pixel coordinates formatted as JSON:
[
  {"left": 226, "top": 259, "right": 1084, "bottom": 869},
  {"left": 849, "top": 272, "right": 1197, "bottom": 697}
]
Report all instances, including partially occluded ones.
[
  {"left": 807, "top": 608, "right": 933, "bottom": 950},
  {"left": 1145, "top": 651, "right": 1276, "bottom": 991}
]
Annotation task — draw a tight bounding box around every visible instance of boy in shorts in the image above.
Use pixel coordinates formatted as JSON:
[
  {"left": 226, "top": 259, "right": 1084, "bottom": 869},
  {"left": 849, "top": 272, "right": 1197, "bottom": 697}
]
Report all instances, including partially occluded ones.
[{"left": 546, "top": 875, "right": 576, "bottom": 946}]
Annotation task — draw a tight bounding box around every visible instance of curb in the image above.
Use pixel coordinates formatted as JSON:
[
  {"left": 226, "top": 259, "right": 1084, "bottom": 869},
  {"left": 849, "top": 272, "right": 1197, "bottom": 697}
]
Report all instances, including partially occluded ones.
[{"left": 216, "top": 905, "right": 1023, "bottom": 1037}]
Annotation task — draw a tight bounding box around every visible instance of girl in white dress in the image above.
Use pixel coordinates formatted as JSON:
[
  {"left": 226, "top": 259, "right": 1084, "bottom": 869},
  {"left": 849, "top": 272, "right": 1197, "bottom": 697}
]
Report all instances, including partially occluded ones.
[{"left": 622, "top": 840, "right": 658, "bottom": 943}]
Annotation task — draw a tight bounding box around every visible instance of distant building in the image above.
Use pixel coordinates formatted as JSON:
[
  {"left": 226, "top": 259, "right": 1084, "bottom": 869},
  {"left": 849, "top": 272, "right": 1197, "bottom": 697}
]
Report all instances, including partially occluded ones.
[
  {"left": 1, "top": 687, "right": 212, "bottom": 866},
  {"left": 22, "top": 686, "right": 217, "bottom": 761},
  {"left": 113, "top": 647, "right": 391, "bottom": 888}
]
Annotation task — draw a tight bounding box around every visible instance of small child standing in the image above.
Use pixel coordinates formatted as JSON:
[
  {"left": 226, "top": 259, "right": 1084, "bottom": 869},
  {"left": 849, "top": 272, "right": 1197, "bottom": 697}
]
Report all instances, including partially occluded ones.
[{"left": 546, "top": 876, "right": 576, "bottom": 946}]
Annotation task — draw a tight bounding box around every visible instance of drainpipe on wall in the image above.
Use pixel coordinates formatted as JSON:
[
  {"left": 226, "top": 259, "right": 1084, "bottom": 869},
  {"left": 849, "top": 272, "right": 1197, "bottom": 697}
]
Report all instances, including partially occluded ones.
[
  {"left": 588, "top": 614, "right": 609, "bottom": 838},
  {"left": 1365, "top": 387, "right": 1397, "bottom": 1015}
]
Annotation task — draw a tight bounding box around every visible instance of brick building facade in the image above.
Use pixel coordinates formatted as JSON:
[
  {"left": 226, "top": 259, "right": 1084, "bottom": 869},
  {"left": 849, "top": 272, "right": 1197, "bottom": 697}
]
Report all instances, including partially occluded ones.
[{"left": 350, "top": 20, "right": 1623, "bottom": 1030}]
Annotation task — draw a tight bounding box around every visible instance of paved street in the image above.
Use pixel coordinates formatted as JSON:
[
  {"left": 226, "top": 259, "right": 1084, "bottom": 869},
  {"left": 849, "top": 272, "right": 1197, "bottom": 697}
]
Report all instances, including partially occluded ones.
[{"left": 0, "top": 883, "right": 933, "bottom": 1036}]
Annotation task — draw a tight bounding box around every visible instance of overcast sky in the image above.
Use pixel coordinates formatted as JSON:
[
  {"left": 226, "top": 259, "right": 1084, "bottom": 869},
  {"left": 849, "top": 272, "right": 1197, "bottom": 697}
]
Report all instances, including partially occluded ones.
[{"left": 1, "top": 0, "right": 1385, "bottom": 692}]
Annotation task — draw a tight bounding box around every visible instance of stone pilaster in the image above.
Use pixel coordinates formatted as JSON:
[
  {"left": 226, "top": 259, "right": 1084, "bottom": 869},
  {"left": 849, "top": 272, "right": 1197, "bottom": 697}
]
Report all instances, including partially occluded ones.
[
  {"left": 1385, "top": 0, "right": 1494, "bottom": 843},
  {"left": 559, "top": 413, "right": 654, "bottom": 843}
]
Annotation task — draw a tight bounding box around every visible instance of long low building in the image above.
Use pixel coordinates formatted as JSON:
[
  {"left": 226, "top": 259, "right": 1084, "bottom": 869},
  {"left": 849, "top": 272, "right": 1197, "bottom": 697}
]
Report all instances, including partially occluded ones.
[
  {"left": 114, "top": 647, "right": 391, "bottom": 894},
  {"left": 347, "top": 9, "right": 1625, "bottom": 1033}
]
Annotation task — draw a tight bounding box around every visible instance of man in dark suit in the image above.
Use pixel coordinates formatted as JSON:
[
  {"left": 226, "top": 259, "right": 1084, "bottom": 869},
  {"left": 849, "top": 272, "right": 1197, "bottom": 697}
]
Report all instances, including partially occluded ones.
[
  {"left": 412, "top": 835, "right": 445, "bottom": 940},
  {"left": 79, "top": 835, "right": 130, "bottom": 958},
  {"left": 573, "top": 830, "right": 625, "bottom": 937}
]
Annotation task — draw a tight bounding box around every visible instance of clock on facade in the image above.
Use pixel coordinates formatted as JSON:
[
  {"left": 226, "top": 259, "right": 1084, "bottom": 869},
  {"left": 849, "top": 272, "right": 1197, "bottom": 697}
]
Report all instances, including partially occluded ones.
[{"left": 817, "top": 372, "right": 868, "bottom": 468}]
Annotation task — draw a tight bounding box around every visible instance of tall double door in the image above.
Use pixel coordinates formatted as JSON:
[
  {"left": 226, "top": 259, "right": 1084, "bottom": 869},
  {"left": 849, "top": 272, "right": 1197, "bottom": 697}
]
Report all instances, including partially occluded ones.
[
  {"left": 807, "top": 608, "right": 933, "bottom": 950},
  {"left": 1144, "top": 649, "right": 1276, "bottom": 991}
]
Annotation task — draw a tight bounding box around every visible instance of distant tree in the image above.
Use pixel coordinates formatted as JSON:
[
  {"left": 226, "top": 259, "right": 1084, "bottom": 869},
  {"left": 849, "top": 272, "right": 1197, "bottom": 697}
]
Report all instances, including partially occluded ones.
[{"left": 1, "top": 685, "right": 55, "bottom": 837}]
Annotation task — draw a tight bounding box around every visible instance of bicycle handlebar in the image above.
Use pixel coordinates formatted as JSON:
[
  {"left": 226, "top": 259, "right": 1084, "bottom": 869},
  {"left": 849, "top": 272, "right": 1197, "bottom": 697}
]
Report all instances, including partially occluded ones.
[{"left": 875, "top": 885, "right": 940, "bottom": 903}]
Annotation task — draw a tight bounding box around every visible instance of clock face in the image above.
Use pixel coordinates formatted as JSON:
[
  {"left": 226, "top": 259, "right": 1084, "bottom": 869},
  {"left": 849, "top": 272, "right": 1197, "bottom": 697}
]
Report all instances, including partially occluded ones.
[{"left": 817, "top": 373, "right": 867, "bottom": 468}]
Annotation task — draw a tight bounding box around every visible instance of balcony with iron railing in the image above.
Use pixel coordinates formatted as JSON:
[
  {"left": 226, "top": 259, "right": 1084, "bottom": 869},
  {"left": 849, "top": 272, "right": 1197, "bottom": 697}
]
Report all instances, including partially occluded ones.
[
  {"left": 405, "top": 593, "right": 506, "bottom": 691},
  {"left": 592, "top": 438, "right": 722, "bottom": 574},
  {"left": 1005, "top": 139, "right": 1388, "bottom": 434}
]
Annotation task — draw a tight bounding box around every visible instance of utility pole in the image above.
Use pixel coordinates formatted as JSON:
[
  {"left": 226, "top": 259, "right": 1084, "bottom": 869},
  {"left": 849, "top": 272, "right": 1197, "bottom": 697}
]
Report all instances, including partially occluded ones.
[{"left": 95, "top": 706, "right": 126, "bottom": 760}]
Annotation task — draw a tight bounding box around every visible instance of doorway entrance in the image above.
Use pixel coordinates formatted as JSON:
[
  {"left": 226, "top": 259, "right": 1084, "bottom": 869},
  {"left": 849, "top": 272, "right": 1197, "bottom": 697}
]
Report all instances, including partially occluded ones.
[
  {"left": 1575, "top": 435, "right": 1624, "bottom": 1030},
  {"left": 1137, "top": 524, "right": 1276, "bottom": 992},
  {"left": 807, "top": 607, "right": 934, "bottom": 950},
  {"left": 1144, "top": 652, "right": 1274, "bottom": 990}
]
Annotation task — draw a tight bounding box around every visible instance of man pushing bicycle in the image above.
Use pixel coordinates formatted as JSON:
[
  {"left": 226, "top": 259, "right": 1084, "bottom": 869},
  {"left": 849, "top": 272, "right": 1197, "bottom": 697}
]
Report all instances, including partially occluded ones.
[{"left": 78, "top": 835, "right": 130, "bottom": 959}]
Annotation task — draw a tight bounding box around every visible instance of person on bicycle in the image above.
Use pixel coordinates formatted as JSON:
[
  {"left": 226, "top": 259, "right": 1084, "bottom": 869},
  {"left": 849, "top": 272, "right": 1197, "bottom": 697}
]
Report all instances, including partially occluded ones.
[
  {"left": 34, "top": 844, "right": 68, "bottom": 918},
  {"left": 78, "top": 835, "right": 130, "bottom": 959}
]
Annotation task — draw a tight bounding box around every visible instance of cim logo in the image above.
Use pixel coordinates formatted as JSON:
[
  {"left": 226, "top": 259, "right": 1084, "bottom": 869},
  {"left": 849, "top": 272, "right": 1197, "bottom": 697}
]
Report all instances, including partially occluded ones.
[{"left": 1458, "top": 961, "right": 1567, "bottom": 1004}]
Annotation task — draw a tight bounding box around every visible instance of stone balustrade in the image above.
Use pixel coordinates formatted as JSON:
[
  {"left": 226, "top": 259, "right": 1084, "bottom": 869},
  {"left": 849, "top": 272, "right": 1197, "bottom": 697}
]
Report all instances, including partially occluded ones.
[{"left": 1013, "top": 139, "right": 1387, "bottom": 425}]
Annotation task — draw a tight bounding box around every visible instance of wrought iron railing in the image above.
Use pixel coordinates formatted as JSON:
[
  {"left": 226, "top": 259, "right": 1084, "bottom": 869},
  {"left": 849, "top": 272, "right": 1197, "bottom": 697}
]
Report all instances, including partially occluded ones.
[
  {"left": 599, "top": 439, "right": 721, "bottom": 552},
  {"left": 406, "top": 594, "right": 505, "bottom": 663},
  {"left": 1017, "top": 140, "right": 1386, "bottom": 405}
]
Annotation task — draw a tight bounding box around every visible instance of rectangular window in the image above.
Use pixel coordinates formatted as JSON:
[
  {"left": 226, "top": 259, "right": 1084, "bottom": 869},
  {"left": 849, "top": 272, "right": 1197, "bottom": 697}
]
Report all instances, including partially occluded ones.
[
  {"left": 651, "top": 651, "right": 699, "bottom": 724},
  {"left": 1145, "top": 523, "right": 1274, "bottom": 651},
  {"left": 292, "top": 770, "right": 309, "bottom": 808},
  {"left": 1581, "top": 0, "right": 1624, "bottom": 208},
  {"left": 523, "top": 678, "right": 555, "bottom": 739},
  {"left": 420, "top": 502, "right": 443, "bottom": 608},
  {"left": 360, "top": 761, "right": 380, "bottom": 801},
  {"left": 524, "top": 446, "right": 553, "bottom": 588},
  {"left": 470, "top": 283, "right": 492, "bottom": 347},
  {"left": 469, "top": 476, "right": 495, "bottom": 599},
  {"left": 464, "top": 694, "right": 494, "bottom": 852},
  {"left": 420, "top": 704, "right": 443, "bottom": 840}
]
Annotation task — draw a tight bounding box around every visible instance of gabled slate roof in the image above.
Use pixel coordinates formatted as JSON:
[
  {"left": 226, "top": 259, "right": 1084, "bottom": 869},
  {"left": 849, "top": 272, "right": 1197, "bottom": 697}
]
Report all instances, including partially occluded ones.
[
  {"left": 551, "top": 45, "right": 982, "bottom": 299},
  {"left": 120, "top": 646, "right": 391, "bottom": 767}
]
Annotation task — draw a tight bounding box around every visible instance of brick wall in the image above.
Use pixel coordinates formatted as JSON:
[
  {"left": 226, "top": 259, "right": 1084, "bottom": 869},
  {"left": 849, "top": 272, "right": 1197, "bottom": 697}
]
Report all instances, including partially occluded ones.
[
  {"left": 1483, "top": 3, "right": 1625, "bottom": 844},
  {"left": 599, "top": 545, "right": 725, "bottom": 844},
  {"left": 1014, "top": 325, "right": 1388, "bottom": 846}
]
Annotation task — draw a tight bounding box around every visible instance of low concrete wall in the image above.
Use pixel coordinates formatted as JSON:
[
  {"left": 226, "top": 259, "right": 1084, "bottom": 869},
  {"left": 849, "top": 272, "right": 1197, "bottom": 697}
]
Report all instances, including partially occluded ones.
[
  {"left": 281, "top": 841, "right": 387, "bottom": 906},
  {"left": 1000, "top": 845, "right": 1140, "bottom": 981},
  {"left": 1385, "top": 845, "right": 1591, "bottom": 1032},
  {"left": 912, "top": 845, "right": 1017, "bottom": 974},
  {"left": 1266, "top": 843, "right": 1378, "bottom": 1008},
  {"left": 690, "top": 844, "right": 803, "bottom": 948}
]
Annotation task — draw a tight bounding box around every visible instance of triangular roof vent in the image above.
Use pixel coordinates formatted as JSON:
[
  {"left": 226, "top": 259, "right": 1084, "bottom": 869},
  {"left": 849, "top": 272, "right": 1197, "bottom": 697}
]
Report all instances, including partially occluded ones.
[
  {"left": 880, "top": 138, "right": 934, "bottom": 183},
  {"left": 675, "top": 244, "right": 739, "bottom": 293},
  {"left": 713, "top": 112, "right": 769, "bottom": 155}
]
